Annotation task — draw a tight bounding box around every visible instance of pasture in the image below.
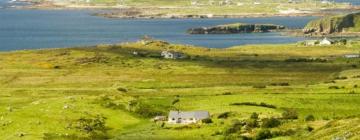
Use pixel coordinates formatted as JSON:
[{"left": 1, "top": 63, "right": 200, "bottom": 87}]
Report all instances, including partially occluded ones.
[{"left": 0, "top": 40, "right": 360, "bottom": 139}]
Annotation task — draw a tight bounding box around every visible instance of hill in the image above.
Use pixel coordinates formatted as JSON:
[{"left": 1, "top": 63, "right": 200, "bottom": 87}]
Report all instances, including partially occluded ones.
[
  {"left": 1, "top": 40, "right": 360, "bottom": 139},
  {"left": 303, "top": 12, "right": 360, "bottom": 35}
]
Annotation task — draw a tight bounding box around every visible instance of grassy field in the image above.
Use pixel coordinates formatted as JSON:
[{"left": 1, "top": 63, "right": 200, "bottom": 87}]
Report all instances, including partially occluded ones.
[{"left": 1, "top": 40, "right": 360, "bottom": 139}]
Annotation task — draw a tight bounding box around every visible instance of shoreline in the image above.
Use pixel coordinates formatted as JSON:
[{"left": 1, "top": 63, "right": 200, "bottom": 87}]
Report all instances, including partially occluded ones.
[{"left": 9, "top": 0, "right": 360, "bottom": 19}]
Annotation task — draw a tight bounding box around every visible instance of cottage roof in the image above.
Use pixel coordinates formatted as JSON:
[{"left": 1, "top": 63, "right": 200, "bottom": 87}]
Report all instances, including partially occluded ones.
[{"left": 169, "top": 111, "right": 210, "bottom": 119}]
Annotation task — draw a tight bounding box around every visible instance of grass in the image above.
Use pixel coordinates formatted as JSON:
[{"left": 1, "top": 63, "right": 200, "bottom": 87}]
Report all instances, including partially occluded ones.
[{"left": 1, "top": 40, "right": 360, "bottom": 139}]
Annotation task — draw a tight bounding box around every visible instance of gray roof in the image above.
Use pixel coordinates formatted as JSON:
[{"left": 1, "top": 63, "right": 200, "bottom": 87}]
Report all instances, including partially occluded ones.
[{"left": 169, "top": 111, "right": 210, "bottom": 119}]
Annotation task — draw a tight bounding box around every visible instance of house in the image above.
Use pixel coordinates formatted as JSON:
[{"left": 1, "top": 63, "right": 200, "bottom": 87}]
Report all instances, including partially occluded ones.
[
  {"left": 319, "top": 37, "right": 334, "bottom": 46},
  {"left": 344, "top": 54, "right": 360, "bottom": 58},
  {"left": 161, "top": 51, "right": 184, "bottom": 59},
  {"left": 168, "top": 110, "right": 210, "bottom": 124}
]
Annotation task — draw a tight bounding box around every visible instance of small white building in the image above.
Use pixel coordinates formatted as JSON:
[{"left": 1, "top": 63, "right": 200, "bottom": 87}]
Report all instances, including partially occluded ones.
[
  {"left": 319, "top": 37, "right": 334, "bottom": 46},
  {"left": 168, "top": 111, "right": 210, "bottom": 124},
  {"left": 161, "top": 51, "right": 184, "bottom": 59}
]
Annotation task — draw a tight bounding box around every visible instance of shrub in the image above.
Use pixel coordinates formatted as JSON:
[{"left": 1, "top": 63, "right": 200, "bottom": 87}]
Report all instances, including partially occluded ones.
[
  {"left": 230, "top": 102, "right": 277, "bottom": 109},
  {"left": 222, "top": 92, "right": 232, "bottom": 95},
  {"left": 224, "top": 119, "right": 243, "bottom": 135},
  {"left": 282, "top": 109, "right": 298, "bottom": 119},
  {"left": 305, "top": 115, "right": 315, "bottom": 121},
  {"left": 253, "top": 85, "right": 266, "bottom": 89},
  {"left": 201, "top": 118, "right": 213, "bottom": 124},
  {"left": 117, "top": 87, "right": 128, "bottom": 93},
  {"left": 329, "top": 86, "right": 340, "bottom": 89},
  {"left": 68, "top": 114, "right": 108, "bottom": 139},
  {"left": 172, "top": 99, "right": 180, "bottom": 105},
  {"left": 261, "top": 118, "right": 281, "bottom": 128},
  {"left": 259, "top": 102, "right": 277, "bottom": 109},
  {"left": 250, "top": 112, "right": 259, "bottom": 120},
  {"left": 270, "top": 82, "right": 290, "bottom": 86},
  {"left": 255, "top": 129, "right": 272, "bottom": 140},
  {"left": 307, "top": 126, "right": 314, "bottom": 132},
  {"left": 245, "top": 119, "right": 258, "bottom": 128},
  {"left": 334, "top": 76, "right": 347, "bottom": 80},
  {"left": 218, "top": 112, "right": 233, "bottom": 119}
]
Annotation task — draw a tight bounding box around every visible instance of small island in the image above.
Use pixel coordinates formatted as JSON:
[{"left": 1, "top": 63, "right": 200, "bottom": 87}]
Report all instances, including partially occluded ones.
[{"left": 187, "top": 23, "right": 286, "bottom": 34}]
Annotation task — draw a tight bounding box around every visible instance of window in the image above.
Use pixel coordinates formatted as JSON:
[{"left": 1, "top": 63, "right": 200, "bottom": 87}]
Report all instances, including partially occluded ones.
[{"left": 172, "top": 118, "right": 175, "bottom": 121}]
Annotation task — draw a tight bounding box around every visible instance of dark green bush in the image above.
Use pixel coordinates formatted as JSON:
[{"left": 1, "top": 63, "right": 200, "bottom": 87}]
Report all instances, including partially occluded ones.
[
  {"left": 222, "top": 92, "right": 232, "bottom": 95},
  {"left": 218, "top": 112, "right": 233, "bottom": 119},
  {"left": 245, "top": 119, "right": 258, "bottom": 128},
  {"left": 270, "top": 82, "right": 290, "bottom": 86},
  {"left": 172, "top": 99, "right": 180, "bottom": 105},
  {"left": 282, "top": 109, "right": 298, "bottom": 119},
  {"left": 250, "top": 112, "right": 259, "bottom": 120},
  {"left": 253, "top": 85, "right": 267, "bottom": 89},
  {"left": 68, "top": 114, "right": 108, "bottom": 139},
  {"left": 255, "top": 129, "right": 272, "bottom": 140},
  {"left": 230, "top": 102, "right": 277, "bottom": 109},
  {"left": 329, "top": 86, "right": 340, "bottom": 89},
  {"left": 307, "top": 126, "right": 314, "bottom": 132},
  {"left": 224, "top": 119, "right": 243, "bottom": 135},
  {"left": 305, "top": 115, "right": 315, "bottom": 121},
  {"left": 201, "top": 118, "right": 213, "bottom": 124},
  {"left": 261, "top": 118, "right": 281, "bottom": 128},
  {"left": 117, "top": 87, "right": 128, "bottom": 93}
]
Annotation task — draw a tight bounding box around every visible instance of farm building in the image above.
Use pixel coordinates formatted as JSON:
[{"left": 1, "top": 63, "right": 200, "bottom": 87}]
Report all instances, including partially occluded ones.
[
  {"left": 168, "top": 110, "right": 210, "bottom": 124},
  {"left": 161, "top": 51, "right": 184, "bottom": 59}
]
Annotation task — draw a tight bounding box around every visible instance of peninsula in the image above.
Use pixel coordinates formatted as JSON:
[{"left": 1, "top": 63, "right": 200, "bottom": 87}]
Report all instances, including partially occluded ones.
[{"left": 303, "top": 12, "right": 360, "bottom": 36}]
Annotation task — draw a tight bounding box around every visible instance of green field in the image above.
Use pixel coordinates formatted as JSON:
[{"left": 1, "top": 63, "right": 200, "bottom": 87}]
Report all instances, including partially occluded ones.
[{"left": 1, "top": 40, "right": 360, "bottom": 139}]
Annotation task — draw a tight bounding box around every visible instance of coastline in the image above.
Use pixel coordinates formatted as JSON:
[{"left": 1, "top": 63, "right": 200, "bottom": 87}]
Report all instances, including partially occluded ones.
[{"left": 10, "top": 0, "right": 360, "bottom": 19}]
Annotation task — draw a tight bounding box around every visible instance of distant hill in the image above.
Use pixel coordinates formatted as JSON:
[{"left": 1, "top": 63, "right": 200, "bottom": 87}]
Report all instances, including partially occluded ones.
[{"left": 303, "top": 12, "right": 360, "bottom": 35}]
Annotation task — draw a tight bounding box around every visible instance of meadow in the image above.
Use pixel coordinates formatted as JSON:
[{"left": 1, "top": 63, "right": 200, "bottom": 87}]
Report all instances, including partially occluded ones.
[{"left": 0, "top": 40, "right": 360, "bottom": 139}]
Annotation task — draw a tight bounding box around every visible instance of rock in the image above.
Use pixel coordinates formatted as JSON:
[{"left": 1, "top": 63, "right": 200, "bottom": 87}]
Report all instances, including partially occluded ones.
[
  {"left": 63, "top": 104, "right": 70, "bottom": 109},
  {"left": 187, "top": 23, "right": 286, "bottom": 34}
]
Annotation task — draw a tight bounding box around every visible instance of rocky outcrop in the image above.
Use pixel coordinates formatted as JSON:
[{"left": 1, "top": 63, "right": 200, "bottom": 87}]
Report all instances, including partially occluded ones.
[
  {"left": 303, "top": 12, "right": 360, "bottom": 35},
  {"left": 187, "top": 23, "right": 286, "bottom": 34}
]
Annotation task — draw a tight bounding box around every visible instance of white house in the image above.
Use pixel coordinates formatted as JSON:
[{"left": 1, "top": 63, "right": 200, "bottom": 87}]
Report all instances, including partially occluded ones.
[
  {"left": 168, "top": 111, "right": 210, "bottom": 124},
  {"left": 161, "top": 51, "right": 184, "bottom": 59},
  {"left": 319, "top": 37, "right": 334, "bottom": 46}
]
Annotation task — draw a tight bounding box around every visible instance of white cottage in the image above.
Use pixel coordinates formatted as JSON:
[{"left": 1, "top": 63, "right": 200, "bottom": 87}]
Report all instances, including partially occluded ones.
[
  {"left": 319, "top": 37, "right": 334, "bottom": 46},
  {"left": 168, "top": 111, "right": 210, "bottom": 124},
  {"left": 161, "top": 51, "right": 184, "bottom": 59}
]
